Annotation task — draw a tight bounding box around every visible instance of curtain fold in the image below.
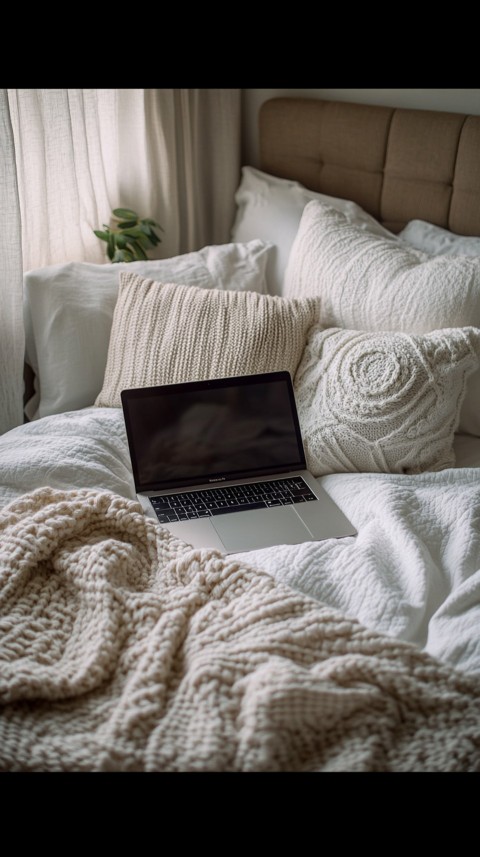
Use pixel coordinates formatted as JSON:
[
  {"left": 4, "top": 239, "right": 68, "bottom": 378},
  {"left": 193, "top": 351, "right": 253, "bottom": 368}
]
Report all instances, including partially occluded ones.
[
  {"left": 1, "top": 88, "right": 241, "bottom": 433},
  {"left": 116, "top": 89, "right": 241, "bottom": 257},
  {"left": 0, "top": 90, "right": 24, "bottom": 435},
  {"left": 8, "top": 89, "right": 118, "bottom": 270}
]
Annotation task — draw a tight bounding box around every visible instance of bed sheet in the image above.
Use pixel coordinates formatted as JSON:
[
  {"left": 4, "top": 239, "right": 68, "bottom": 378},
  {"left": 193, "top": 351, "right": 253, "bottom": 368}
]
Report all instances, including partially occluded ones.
[{"left": 0, "top": 407, "right": 479, "bottom": 676}]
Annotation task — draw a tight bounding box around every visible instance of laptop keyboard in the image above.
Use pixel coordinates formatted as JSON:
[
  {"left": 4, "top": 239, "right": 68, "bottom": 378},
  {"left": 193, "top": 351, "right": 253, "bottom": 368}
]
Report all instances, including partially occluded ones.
[{"left": 150, "top": 476, "right": 317, "bottom": 524}]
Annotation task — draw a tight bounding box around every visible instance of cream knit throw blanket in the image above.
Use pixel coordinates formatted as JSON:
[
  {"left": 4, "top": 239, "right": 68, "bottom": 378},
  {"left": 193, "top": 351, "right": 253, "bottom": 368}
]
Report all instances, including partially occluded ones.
[{"left": 1, "top": 487, "right": 479, "bottom": 772}]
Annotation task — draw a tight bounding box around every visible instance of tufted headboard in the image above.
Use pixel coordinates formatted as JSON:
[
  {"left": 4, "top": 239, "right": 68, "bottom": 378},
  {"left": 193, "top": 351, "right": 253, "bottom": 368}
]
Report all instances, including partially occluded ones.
[{"left": 259, "top": 97, "right": 480, "bottom": 236}]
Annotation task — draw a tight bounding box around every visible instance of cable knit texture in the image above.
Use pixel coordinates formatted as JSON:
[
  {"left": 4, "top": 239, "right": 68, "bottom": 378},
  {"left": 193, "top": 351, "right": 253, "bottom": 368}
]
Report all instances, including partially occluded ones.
[
  {"left": 95, "top": 273, "right": 318, "bottom": 408},
  {"left": 284, "top": 201, "right": 480, "bottom": 437},
  {"left": 1, "top": 487, "right": 480, "bottom": 772},
  {"left": 294, "top": 325, "right": 480, "bottom": 475}
]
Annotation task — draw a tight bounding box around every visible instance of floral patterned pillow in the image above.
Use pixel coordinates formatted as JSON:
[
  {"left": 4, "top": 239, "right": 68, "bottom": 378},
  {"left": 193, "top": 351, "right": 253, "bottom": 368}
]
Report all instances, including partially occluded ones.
[{"left": 294, "top": 325, "right": 480, "bottom": 475}]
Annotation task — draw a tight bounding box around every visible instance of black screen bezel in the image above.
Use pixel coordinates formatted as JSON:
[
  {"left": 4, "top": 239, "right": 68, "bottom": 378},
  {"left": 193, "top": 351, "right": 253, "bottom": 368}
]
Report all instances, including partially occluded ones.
[{"left": 121, "top": 372, "right": 306, "bottom": 492}]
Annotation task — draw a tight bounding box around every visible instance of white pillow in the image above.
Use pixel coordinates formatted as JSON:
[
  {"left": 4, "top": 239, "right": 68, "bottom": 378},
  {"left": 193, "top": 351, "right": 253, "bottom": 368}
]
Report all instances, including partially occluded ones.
[
  {"left": 96, "top": 273, "right": 318, "bottom": 409},
  {"left": 284, "top": 201, "right": 480, "bottom": 437},
  {"left": 294, "top": 325, "right": 480, "bottom": 475},
  {"left": 24, "top": 240, "right": 271, "bottom": 420},
  {"left": 231, "top": 166, "right": 395, "bottom": 296},
  {"left": 399, "top": 220, "right": 480, "bottom": 257}
]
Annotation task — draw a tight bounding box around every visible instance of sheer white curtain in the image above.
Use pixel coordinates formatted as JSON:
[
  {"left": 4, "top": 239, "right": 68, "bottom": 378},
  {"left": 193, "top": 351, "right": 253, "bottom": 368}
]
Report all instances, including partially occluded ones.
[
  {"left": 0, "top": 90, "right": 24, "bottom": 435},
  {"left": 1, "top": 88, "right": 241, "bottom": 434},
  {"left": 8, "top": 89, "right": 117, "bottom": 270}
]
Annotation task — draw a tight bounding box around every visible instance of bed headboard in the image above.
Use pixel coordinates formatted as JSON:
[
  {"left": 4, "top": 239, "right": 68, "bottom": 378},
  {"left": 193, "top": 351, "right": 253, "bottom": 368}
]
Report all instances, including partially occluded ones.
[{"left": 259, "top": 97, "right": 480, "bottom": 236}]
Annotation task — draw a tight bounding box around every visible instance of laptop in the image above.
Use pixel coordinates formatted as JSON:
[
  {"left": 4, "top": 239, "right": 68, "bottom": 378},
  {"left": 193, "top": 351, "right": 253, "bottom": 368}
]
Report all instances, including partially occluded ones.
[{"left": 121, "top": 372, "right": 356, "bottom": 553}]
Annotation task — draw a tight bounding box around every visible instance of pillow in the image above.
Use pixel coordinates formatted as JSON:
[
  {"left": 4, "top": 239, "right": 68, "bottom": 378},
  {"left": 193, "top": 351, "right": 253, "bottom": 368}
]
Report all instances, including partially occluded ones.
[
  {"left": 294, "top": 325, "right": 480, "bottom": 476},
  {"left": 399, "top": 220, "right": 480, "bottom": 257},
  {"left": 231, "top": 166, "right": 395, "bottom": 297},
  {"left": 24, "top": 240, "right": 272, "bottom": 420},
  {"left": 95, "top": 273, "right": 318, "bottom": 408},
  {"left": 284, "top": 201, "right": 480, "bottom": 438}
]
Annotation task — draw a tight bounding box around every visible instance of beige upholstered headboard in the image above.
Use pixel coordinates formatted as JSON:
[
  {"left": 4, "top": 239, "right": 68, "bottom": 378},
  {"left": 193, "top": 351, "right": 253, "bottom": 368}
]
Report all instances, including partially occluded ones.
[{"left": 259, "top": 97, "right": 480, "bottom": 236}]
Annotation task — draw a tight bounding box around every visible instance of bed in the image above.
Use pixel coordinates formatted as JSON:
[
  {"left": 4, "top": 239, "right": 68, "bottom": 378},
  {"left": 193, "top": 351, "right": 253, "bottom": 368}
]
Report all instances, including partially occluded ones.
[{"left": 1, "top": 96, "right": 480, "bottom": 772}]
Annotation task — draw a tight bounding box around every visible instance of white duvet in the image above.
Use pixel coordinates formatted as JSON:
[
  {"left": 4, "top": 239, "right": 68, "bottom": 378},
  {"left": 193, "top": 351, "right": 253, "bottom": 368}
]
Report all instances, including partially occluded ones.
[{"left": 1, "top": 407, "right": 479, "bottom": 676}]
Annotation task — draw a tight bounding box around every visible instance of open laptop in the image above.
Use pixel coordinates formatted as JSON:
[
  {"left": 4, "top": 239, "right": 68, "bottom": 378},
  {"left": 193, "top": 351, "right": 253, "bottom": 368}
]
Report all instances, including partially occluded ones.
[{"left": 121, "top": 372, "right": 356, "bottom": 553}]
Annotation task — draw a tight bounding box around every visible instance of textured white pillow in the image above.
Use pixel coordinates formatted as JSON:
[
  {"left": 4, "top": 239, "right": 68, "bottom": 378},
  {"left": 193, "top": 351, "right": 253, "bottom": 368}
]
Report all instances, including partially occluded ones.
[
  {"left": 285, "top": 201, "right": 480, "bottom": 438},
  {"left": 95, "top": 273, "right": 318, "bottom": 408},
  {"left": 294, "top": 326, "right": 480, "bottom": 476},
  {"left": 24, "top": 241, "right": 272, "bottom": 420},
  {"left": 400, "top": 220, "right": 480, "bottom": 257},
  {"left": 231, "top": 166, "right": 395, "bottom": 296}
]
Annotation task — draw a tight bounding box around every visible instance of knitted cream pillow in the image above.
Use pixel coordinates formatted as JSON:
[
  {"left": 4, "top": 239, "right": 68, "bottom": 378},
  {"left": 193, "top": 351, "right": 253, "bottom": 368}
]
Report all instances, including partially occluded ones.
[
  {"left": 96, "top": 273, "right": 318, "bottom": 407},
  {"left": 294, "top": 325, "right": 480, "bottom": 475},
  {"left": 284, "top": 201, "right": 480, "bottom": 438}
]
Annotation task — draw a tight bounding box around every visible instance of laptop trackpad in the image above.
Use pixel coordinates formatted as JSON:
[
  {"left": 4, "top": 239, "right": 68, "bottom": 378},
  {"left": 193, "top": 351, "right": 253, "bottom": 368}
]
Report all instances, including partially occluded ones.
[{"left": 211, "top": 505, "right": 309, "bottom": 553}]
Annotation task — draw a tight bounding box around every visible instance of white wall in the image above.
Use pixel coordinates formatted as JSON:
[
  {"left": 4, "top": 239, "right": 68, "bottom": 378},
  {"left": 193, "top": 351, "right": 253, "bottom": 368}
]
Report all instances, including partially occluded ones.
[{"left": 242, "top": 88, "right": 480, "bottom": 167}]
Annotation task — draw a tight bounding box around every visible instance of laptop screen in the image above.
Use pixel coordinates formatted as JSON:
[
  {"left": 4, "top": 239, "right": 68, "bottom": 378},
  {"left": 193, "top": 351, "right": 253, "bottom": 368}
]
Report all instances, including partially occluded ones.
[{"left": 121, "top": 372, "right": 306, "bottom": 491}]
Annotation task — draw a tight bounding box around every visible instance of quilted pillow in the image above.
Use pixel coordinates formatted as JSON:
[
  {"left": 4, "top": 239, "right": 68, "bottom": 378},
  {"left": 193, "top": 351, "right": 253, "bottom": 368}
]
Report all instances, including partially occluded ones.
[
  {"left": 284, "top": 201, "right": 480, "bottom": 437},
  {"left": 294, "top": 325, "right": 480, "bottom": 476},
  {"left": 231, "top": 166, "right": 394, "bottom": 295},
  {"left": 96, "top": 273, "right": 318, "bottom": 408}
]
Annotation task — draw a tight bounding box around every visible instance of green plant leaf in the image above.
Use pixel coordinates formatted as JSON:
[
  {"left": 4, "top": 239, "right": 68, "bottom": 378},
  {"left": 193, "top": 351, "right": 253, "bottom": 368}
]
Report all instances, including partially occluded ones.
[
  {"left": 107, "top": 233, "right": 115, "bottom": 261},
  {"left": 140, "top": 224, "right": 157, "bottom": 241},
  {"left": 115, "top": 234, "right": 127, "bottom": 249},
  {"left": 113, "top": 207, "right": 138, "bottom": 220},
  {"left": 145, "top": 218, "right": 164, "bottom": 231},
  {"left": 94, "top": 230, "right": 110, "bottom": 242},
  {"left": 112, "top": 248, "right": 134, "bottom": 263},
  {"left": 130, "top": 240, "right": 148, "bottom": 260},
  {"left": 117, "top": 220, "right": 138, "bottom": 229},
  {"left": 120, "top": 226, "right": 145, "bottom": 239},
  {"left": 134, "top": 232, "right": 152, "bottom": 249},
  {"left": 138, "top": 224, "right": 162, "bottom": 247}
]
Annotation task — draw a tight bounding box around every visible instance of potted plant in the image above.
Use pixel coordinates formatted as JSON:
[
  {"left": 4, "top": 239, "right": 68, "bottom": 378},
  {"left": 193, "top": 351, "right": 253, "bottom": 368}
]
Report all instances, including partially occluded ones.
[{"left": 94, "top": 208, "right": 164, "bottom": 262}]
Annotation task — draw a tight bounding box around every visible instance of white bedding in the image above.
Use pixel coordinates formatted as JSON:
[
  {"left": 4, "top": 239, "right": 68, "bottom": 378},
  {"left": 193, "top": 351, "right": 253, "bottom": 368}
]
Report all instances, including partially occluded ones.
[{"left": 1, "top": 407, "right": 479, "bottom": 676}]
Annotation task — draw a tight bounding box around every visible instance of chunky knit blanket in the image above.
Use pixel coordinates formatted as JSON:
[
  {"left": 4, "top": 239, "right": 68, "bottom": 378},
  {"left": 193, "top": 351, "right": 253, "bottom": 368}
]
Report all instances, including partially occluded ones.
[{"left": 1, "top": 487, "right": 479, "bottom": 772}]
